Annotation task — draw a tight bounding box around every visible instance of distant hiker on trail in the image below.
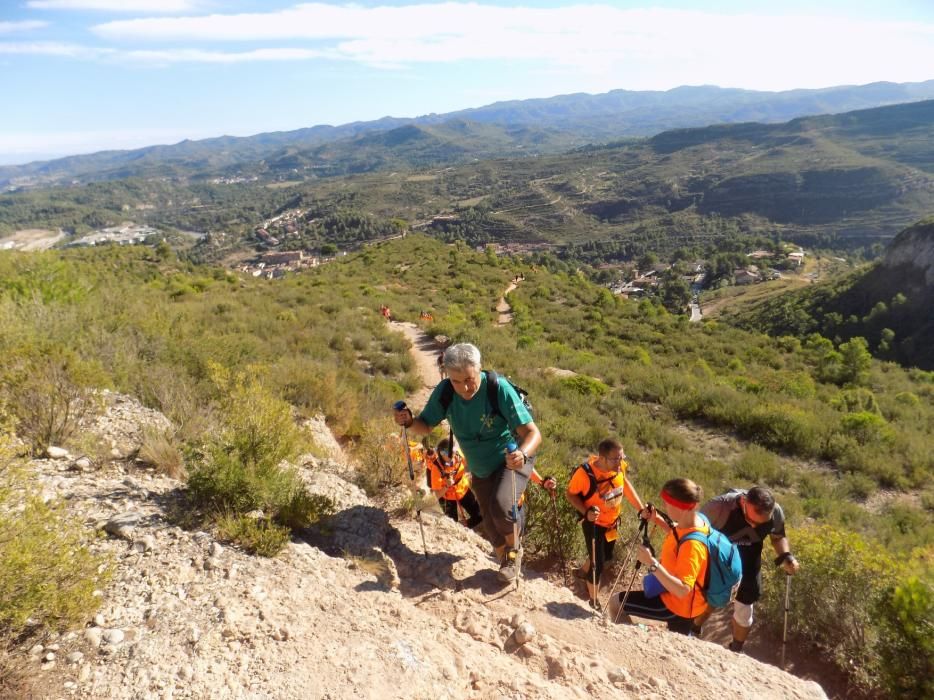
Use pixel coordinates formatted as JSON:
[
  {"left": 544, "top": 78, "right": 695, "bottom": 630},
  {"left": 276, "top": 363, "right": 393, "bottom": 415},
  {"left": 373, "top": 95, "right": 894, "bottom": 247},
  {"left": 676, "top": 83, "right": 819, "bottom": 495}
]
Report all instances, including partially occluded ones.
[
  {"left": 424, "top": 438, "right": 483, "bottom": 530},
  {"left": 380, "top": 304, "right": 392, "bottom": 320},
  {"left": 566, "top": 438, "right": 648, "bottom": 606},
  {"left": 392, "top": 342, "right": 543, "bottom": 583},
  {"left": 696, "top": 486, "right": 799, "bottom": 652},
  {"left": 609, "top": 478, "right": 710, "bottom": 635}
]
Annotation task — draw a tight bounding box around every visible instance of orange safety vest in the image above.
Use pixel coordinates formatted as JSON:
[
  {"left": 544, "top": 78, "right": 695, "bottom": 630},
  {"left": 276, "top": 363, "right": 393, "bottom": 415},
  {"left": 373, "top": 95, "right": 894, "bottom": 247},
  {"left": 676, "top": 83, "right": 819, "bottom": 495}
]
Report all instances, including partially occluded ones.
[
  {"left": 424, "top": 450, "right": 471, "bottom": 501},
  {"left": 569, "top": 455, "right": 628, "bottom": 529}
]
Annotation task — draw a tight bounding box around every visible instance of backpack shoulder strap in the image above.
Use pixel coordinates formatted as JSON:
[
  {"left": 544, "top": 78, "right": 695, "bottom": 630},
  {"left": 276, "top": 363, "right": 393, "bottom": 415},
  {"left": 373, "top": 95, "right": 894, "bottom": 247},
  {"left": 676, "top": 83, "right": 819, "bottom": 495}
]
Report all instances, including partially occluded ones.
[
  {"left": 438, "top": 379, "right": 455, "bottom": 413},
  {"left": 484, "top": 370, "right": 502, "bottom": 421},
  {"left": 579, "top": 462, "right": 599, "bottom": 501}
]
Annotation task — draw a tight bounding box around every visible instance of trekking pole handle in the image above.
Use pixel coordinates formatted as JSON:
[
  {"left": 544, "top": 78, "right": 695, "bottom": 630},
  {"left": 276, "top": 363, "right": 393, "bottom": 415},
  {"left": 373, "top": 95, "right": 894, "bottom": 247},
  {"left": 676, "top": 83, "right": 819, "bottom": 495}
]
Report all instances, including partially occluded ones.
[{"left": 392, "top": 400, "right": 414, "bottom": 426}]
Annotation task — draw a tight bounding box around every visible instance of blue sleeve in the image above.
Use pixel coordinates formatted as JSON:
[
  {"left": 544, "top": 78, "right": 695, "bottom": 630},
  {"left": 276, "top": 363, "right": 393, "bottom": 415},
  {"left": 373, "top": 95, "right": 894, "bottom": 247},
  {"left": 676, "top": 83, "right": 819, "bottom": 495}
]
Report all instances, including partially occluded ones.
[
  {"left": 498, "top": 378, "right": 533, "bottom": 431},
  {"left": 417, "top": 381, "right": 447, "bottom": 428}
]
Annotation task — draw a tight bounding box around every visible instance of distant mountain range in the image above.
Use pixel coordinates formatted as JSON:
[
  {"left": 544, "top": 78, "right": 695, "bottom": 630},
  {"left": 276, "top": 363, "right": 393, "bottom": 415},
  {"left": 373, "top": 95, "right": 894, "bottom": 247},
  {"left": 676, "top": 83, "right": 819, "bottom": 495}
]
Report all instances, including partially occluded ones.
[{"left": 3, "top": 80, "right": 934, "bottom": 187}]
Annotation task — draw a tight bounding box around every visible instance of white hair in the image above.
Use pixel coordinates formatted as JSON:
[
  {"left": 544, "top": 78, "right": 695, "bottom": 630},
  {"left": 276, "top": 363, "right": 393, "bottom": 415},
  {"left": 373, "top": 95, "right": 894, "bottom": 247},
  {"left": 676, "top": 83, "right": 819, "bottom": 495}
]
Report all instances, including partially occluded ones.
[{"left": 443, "top": 343, "right": 481, "bottom": 372}]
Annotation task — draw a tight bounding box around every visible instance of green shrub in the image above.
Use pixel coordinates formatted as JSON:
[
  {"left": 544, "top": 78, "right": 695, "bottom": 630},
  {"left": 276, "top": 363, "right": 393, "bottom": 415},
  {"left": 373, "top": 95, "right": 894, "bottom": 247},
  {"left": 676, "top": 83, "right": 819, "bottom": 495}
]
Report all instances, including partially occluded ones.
[
  {"left": 558, "top": 374, "right": 608, "bottom": 398},
  {"left": 1, "top": 349, "right": 103, "bottom": 455},
  {"left": 215, "top": 512, "right": 291, "bottom": 557},
  {"left": 187, "top": 365, "right": 333, "bottom": 555},
  {"left": 841, "top": 411, "right": 894, "bottom": 446},
  {"left": 759, "top": 524, "right": 903, "bottom": 693},
  {"left": 875, "top": 575, "right": 934, "bottom": 698},
  {"left": 733, "top": 446, "right": 791, "bottom": 487},
  {"left": 0, "top": 418, "right": 109, "bottom": 637}
]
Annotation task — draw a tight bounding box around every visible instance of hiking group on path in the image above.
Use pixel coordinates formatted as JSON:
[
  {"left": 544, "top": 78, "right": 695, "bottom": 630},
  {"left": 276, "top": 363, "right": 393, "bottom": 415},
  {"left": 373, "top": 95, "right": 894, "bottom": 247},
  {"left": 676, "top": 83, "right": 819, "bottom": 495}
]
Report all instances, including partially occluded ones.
[{"left": 391, "top": 341, "right": 799, "bottom": 657}]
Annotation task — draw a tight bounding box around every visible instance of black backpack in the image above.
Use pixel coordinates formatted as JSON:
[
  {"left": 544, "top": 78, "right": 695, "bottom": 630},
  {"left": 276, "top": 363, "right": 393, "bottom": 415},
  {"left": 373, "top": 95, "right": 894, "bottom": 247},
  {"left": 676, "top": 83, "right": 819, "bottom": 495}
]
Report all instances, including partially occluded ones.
[{"left": 438, "top": 370, "right": 533, "bottom": 425}]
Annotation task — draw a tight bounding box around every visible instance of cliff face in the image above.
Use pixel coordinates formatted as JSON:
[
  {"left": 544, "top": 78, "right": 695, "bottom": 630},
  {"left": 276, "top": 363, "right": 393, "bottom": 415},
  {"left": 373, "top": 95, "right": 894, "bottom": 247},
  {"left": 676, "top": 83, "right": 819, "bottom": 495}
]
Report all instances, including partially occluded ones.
[{"left": 883, "top": 218, "right": 934, "bottom": 286}]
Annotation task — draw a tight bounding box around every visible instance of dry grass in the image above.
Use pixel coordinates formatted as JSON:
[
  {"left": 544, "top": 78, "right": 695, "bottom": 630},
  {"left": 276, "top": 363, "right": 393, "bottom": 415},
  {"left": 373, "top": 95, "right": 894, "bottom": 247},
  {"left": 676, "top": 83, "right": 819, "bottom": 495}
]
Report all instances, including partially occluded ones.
[{"left": 137, "top": 426, "right": 186, "bottom": 480}]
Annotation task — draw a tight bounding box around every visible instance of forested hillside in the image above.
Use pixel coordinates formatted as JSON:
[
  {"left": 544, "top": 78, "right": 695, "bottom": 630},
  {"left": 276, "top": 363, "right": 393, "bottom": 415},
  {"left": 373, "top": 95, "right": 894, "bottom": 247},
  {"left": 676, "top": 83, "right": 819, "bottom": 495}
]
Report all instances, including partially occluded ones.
[
  {"left": 727, "top": 219, "right": 934, "bottom": 369},
  {"left": 0, "top": 236, "right": 930, "bottom": 696}
]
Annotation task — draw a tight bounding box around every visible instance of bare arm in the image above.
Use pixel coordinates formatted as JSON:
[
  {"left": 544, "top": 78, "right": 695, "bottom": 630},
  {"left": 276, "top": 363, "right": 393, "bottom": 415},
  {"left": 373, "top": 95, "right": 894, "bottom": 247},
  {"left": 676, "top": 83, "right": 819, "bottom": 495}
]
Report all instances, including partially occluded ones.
[{"left": 505, "top": 421, "right": 542, "bottom": 470}]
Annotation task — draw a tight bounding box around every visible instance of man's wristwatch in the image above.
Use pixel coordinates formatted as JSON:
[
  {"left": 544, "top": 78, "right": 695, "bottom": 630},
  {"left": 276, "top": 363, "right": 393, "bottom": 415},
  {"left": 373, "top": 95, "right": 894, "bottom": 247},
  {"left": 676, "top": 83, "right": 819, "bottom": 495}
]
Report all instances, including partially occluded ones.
[
  {"left": 774, "top": 552, "right": 795, "bottom": 567},
  {"left": 648, "top": 562, "right": 659, "bottom": 573}
]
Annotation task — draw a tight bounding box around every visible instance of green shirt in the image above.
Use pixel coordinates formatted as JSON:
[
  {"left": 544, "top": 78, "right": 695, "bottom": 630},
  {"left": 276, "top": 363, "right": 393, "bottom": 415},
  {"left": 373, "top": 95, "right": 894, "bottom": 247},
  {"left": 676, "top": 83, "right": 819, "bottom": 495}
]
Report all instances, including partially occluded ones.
[{"left": 418, "top": 372, "right": 533, "bottom": 479}]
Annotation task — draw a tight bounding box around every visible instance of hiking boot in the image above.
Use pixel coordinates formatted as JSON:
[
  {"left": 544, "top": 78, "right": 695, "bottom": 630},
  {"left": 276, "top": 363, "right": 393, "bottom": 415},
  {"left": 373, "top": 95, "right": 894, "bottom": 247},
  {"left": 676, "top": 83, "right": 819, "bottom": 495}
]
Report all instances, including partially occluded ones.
[
  {"left": 690, "top": 623, "right": 704, "bottom": 638},
  {"left": 727, "top": 640, "right": 745, "bottom": 653},
  {"left": 497, "top": 548, "right": 522, "bottom": 583}
]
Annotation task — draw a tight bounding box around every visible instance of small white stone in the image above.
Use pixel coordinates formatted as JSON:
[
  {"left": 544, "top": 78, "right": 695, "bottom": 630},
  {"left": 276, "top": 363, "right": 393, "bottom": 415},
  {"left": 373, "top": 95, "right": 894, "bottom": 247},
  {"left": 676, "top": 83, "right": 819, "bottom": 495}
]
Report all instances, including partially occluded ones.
[
  {"left": 609, "top": 667, "right": 632, "bottom": 684},
  {"left": 513, "top": 622, "right": 536, "bottom": 645},
  {"left": 84, "top": 627, "right": 103, "bottom": 648},
  {"left": 94, "top": 614, "right": 106, "bottom": 627},
  {"left": 46, "top": 446, "right": 69, "bottom": 459},
  {"left": 44, "top": 652, "right": 56, "bottom": 662},
  {"left": 209, "top": 542, "right": 223, "bottom": 557},
  {"left": 188, "top": 626, "right": 200, "bottom": 644},
  {"left": 102, "top": 628, "right": 125, "bottom": 645},
  {"left": 29, "top": 644, "right": 44, "bottom": 656},
  {"left": 78, "top": 664, "right": 92, "bottom": 683},
  {"left": 67, "top": 651, "right": 84, "bottom": 664},
  {"left": 64, "top": 681, "right": 76, "bottom": 689}
]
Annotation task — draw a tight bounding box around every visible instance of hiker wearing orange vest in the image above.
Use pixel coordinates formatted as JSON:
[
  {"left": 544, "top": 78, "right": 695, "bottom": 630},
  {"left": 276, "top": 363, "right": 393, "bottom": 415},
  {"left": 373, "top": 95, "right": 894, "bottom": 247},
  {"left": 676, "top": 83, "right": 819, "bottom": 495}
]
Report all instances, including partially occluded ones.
[
  {"left": 424, "top": 438, "right": 483, "bottom": 529},
  {"left": 566, "top": 438, "right": 647, "bottom": 605},
  {"left": 609, "top": 478, "right": 710, "bottom": 635}
]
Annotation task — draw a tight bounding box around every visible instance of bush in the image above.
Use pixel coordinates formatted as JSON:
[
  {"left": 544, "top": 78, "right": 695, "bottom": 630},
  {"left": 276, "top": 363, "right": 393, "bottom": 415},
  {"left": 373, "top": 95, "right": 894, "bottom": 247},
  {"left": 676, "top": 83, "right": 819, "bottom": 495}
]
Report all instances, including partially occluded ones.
[
  {"left": 0, "top": 421, "right": 109, "bottom": 637},
  {"left": 1, "top": 349, "right": 102, "bottom": 455},
  {"left": 187, "top": 365, "right": 333, "bottom": 556},
  {"left": 875, "top": 575, "right": 934, "bottom": 698},
  {"left": 759, "top": 524, "right": 904, "bottom": 693},
  {"left": 215, "top": 512, "right": 291, "bottom": 557}
]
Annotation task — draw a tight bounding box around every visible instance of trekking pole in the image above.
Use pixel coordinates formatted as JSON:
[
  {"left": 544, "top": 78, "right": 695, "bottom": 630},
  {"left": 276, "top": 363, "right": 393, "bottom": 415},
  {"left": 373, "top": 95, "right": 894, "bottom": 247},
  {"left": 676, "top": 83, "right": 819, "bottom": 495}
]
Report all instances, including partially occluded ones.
[
  {"left": 548, "top": 489, "right": 569, "bottom": 587},
  {"left": 614, "top": 518, "right": 655, "bottom": 624},
  {"left": 506, "top": 441, "right": 522, "bottom": 592},
  {"left": 590, "top": 531, "right": 599, "bottom": 616},
  {"left": 604, "top": 522, "right": 640, "bottom": 608},
  {"left": 781, "top": 573, "right": 792, "bottom": 669},
  {"left": 393, "top": 401, "right": 428, "bottom": 559}
]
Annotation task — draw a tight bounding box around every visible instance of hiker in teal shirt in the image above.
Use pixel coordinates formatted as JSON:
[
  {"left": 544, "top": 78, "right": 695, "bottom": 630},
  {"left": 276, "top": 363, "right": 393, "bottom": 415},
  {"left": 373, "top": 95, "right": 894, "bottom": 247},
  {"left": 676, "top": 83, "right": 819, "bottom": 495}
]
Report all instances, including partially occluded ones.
[{"left": 393, "top": 342, "right": 542, "bottom": 583}]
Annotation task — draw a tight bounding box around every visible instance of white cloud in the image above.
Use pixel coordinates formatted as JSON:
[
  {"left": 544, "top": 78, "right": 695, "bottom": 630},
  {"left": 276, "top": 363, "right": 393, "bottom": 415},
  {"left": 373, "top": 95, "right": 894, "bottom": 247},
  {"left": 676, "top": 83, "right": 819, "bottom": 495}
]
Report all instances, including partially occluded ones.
[
  {"left": 85, "top": 4, "right": 934, "bottom": 89},
  {"left": 28, "top": 0, "right": 200, "bottom": 11},
  {"left": 0, "top": 21, "right": 48, "bottom": 33},
  {"left": 0, "top": 40, "right": 322, "bottom": 63},
  {"left": 0, "top": 41, "right": 113, "bottom": 58},
  {"left": 123, "top": 47, "right": 326, "bottom": 64}
]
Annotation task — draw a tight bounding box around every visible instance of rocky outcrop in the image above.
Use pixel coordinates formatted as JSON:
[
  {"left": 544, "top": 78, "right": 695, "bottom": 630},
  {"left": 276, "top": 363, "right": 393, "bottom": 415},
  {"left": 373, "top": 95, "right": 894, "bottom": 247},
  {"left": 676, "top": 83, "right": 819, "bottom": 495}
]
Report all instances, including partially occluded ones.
[{"left": 883, "top": 217, "right": 934, "bottom": 285}]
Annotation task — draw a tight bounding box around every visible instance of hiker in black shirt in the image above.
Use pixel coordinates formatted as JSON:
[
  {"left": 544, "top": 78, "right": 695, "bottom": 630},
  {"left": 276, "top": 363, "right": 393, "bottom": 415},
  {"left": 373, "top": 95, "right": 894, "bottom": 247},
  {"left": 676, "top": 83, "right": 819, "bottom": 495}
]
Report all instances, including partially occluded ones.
[{"left": 698, "top": 486, "right": 799, "bottom": 652}]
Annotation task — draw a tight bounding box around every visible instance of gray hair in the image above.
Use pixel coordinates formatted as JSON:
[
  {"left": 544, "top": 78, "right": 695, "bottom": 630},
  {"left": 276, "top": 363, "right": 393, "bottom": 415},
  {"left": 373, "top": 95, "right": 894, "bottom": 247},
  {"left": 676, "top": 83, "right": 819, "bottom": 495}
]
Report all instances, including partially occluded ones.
[{"left": 443, "top": 343, "right": 482, "bottom": 372}]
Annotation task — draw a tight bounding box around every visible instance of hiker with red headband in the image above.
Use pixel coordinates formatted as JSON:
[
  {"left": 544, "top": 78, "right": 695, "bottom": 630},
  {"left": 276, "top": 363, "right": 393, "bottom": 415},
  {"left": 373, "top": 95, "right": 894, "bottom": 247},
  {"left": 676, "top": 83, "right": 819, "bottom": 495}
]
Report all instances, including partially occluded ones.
[{"left": 609, "top": 478, "right": 710, "bottom": 635}]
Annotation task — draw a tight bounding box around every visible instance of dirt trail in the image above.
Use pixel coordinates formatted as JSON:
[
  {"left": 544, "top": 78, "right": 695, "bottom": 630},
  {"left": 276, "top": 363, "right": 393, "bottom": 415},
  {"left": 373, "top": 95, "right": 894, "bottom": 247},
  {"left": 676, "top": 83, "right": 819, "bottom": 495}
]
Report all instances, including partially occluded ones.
[
  {"left": 497, "top": 281, "right": 519, "bottom": 325},
  {"left": 391, "top": 320, "right": 445, "bottom": 407}
]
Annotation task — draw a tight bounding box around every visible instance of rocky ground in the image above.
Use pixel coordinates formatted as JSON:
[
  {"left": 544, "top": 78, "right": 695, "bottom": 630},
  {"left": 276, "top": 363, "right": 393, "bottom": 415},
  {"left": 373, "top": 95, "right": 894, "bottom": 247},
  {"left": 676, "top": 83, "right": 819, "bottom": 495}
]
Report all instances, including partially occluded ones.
[{"left": 14, "top": 384, "right": 829, "bottom": 700}]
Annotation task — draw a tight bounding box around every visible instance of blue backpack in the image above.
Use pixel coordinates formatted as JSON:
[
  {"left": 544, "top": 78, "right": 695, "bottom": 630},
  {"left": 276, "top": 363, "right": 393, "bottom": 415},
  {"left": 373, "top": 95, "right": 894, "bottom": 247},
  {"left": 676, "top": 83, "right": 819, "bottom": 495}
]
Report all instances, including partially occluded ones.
[{"left": 676, "top": 513, "right": 742, "bottom": 608}]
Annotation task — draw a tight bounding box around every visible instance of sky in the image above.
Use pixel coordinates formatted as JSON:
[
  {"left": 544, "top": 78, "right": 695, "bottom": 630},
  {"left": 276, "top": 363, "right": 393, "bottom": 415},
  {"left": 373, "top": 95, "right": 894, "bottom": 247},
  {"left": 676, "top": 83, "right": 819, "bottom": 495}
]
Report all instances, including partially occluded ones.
[{"left": 1, "top": 0, "right": 933, "bottom": 165}]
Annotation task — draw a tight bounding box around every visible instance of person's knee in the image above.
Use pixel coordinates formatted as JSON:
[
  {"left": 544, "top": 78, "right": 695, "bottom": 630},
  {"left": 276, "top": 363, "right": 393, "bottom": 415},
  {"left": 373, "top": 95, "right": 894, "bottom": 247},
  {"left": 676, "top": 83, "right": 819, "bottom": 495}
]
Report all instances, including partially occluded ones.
[{"left": 733, "top": 601, "right": 754, "bottom": 628}]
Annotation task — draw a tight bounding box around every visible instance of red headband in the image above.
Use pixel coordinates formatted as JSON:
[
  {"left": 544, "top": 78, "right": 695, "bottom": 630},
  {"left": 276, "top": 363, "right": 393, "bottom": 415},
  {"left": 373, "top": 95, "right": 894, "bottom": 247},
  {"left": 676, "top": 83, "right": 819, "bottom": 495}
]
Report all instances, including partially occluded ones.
[{"left": 661, "top": 490, "right": 697, "bottom": 511}]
